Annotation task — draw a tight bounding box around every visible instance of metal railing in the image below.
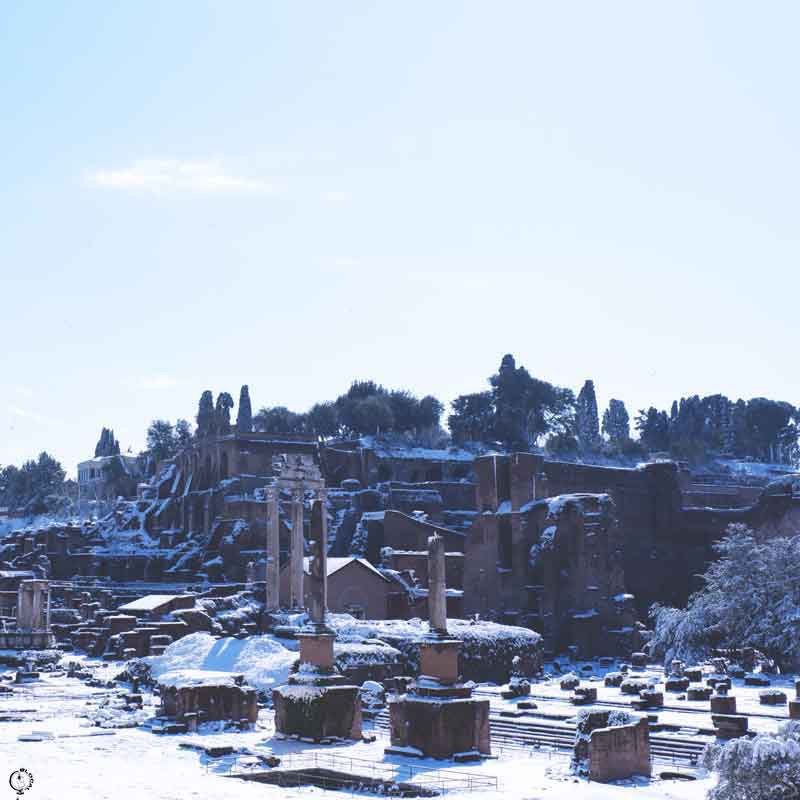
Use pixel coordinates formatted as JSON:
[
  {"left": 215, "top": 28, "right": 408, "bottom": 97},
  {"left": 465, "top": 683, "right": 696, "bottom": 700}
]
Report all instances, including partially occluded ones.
[{"left": 225, "top": 750, "right": 499, "bottom": 795}]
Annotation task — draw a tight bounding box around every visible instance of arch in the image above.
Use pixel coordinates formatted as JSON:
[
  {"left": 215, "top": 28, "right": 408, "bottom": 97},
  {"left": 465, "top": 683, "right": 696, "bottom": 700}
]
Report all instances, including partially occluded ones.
[{"left": 220, "top": 451, "right": 229, "bottom": 480}]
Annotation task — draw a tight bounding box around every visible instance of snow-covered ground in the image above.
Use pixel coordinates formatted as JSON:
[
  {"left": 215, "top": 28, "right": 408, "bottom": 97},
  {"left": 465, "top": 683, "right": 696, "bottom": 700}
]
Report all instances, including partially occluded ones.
[{"left": 0, "top": 655, "right": 719, "bottom": 800}]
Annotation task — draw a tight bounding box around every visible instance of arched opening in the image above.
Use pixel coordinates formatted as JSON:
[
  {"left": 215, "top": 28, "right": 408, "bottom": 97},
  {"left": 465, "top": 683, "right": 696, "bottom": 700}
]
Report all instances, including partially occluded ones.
[{"left": 220, "top": 451, "right": 229, "bottom": 480}]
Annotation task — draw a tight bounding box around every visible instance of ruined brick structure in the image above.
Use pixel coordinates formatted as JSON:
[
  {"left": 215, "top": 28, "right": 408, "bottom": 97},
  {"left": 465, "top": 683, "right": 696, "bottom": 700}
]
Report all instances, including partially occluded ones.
[{"left": 463, "top": 454, "right": 636, "bottom": 655}]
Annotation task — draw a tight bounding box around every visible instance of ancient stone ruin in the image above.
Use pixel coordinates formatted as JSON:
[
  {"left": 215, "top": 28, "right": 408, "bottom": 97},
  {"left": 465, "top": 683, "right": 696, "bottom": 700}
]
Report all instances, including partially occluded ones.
[
  {"left": 386, "top": 533, "right": 490, "bottom": 760},
  {"left": 272, "top": 496, "right": 363, "bottom": 741},
  {"left": 573, "top": 710, "right": 651, "bottom": 783},
  {"left": 157, "top": 671, "right": 258, "bottom": 730},
  {"left": 0, "top": 578, "right": 53, "bottom": 649}
]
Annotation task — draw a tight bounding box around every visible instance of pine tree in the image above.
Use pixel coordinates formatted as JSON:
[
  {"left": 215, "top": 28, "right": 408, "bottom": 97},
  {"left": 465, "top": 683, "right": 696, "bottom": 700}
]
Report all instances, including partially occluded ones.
[
  {"left": 196, "top": 390, "right": 215, "bottom": 438},
  {"left": 146, "top": 420, "right": 176, "bottom": 462},
  {"left": 175, "top": 419, "right": 192, "bottom": 448},
  {"left": 602, "top": 399, "right": 630, "bottom": 445},
  {"left": 575, "top": 380, "right": 600, "bottom": 450}
]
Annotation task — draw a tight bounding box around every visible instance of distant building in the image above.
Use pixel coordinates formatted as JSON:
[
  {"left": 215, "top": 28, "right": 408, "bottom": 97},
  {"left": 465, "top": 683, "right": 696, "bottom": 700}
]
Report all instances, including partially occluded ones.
[{"left": 77, "top": 454, "right": 141, "bottom": 500}]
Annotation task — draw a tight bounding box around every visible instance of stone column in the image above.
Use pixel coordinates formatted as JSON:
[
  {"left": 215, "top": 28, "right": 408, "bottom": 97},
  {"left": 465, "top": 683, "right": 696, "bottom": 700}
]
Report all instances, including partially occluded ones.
[
  {"left": 17, "top": 580, "right": 48, "bottom": 630},
  {"left": 307, "top": 493, "right": 328, "bottom": 628},
  {"left": 265, "top": 486, "right": 280, "bottom": 612},
  {"left": 428, "top": 534, "right": 447, "bottom": 637},
  {"left": 290, "top": 493, "right": 305, "bottom": 610}
]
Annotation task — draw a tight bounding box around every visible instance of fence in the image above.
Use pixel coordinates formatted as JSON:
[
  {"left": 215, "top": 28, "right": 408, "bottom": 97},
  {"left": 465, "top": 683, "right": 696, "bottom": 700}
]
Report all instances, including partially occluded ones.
[{"left": 226, "top": 751, "right": 499, "bottom": 795}]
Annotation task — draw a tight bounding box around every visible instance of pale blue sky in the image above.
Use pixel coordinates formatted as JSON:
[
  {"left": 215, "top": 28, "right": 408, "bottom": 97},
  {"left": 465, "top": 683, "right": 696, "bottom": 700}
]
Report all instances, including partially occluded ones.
[{"left": 2, "top": 1, "right": 799, "bottom": 476}]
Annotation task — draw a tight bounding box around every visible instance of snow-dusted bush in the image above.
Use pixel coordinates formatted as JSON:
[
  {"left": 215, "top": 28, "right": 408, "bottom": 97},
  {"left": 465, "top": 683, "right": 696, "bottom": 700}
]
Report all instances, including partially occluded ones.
[
  {"left": 650, "top": 524, "right": 800, "bottom": 670},
  {"left": 702, "top": 721, "right": 800, "bottom": 799}
]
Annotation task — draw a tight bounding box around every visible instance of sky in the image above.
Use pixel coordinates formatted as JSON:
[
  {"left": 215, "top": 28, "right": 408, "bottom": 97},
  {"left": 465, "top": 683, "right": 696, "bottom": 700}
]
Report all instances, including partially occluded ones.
[{"left": 2, "top": 1, "right": 799, "bottom": 476}]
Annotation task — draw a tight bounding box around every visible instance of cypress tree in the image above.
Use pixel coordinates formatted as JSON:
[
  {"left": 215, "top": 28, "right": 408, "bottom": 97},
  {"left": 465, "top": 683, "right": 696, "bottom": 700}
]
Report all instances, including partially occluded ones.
[
  {"left": 236, "top": 385, "right": 253, "bottom": 433},
  {"left": 196, "top": 390, "right": 215, "bottom": 438}
]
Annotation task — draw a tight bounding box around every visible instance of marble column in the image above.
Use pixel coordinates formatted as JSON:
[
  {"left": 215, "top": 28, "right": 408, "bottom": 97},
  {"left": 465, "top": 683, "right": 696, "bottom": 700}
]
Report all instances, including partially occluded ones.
[
  {"left": 290, "top": 493, "right": 305, "bottom": 610},
  {"left": 428, "top": 533, "right": 447, "bottom": 636},
  {"left": 265, "top": 486, "right": 280, "bottom": 612},
  {"left": 307, "top": 493, "right": 328, "bottom": 628}
]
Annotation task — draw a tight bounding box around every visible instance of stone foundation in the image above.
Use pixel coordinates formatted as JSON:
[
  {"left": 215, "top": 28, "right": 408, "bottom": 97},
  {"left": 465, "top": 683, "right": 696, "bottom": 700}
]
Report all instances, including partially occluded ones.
[
  {"left": 159, "top": 678, "right": 258, "bottom": 724},
  {"left": 388, "top": 692, "right": 490, "bottom": 760},
  {"left": 273, "top": 680, "right": 362, "bottom": 741}
]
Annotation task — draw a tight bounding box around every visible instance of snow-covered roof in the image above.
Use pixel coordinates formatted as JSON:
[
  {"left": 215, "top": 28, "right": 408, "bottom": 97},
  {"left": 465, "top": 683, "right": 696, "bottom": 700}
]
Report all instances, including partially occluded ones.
[{"left": 301, "top": 556, "right": 389, "bottom": 582}]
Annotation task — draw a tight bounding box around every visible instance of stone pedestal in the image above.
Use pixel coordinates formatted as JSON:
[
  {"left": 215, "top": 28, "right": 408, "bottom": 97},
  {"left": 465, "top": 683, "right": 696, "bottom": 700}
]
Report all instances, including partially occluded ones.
[
  {"left": 419, "top": 638, "right": 460, "bottom": 684},
  {"left": 273, "top": 635, "right": 362, "bottom": 741},
  {"left": 273, "top": 676, "right": 362, "bottom": 741},
  {"left": 298, "top": 632, "right": 335, "bottom": 670},
  {"left": 387, "top": 689, "right": 490, "bottom": 760}
]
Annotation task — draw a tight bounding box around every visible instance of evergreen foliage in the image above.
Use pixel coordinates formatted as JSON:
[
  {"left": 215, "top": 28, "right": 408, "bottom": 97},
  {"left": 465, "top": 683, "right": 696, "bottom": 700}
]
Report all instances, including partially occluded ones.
[
  {"left": 702, "top": 721, "right": 800, "bottom": 800},
  {"left": 0, "top": 452, "right": 67, "bottom": 514},
  {"left": 174, "top": 418, "right": 192, "bottom": 448},
  {"left": 214, "top": 392, "right": 234, "bottom": 435},
  {"left": 236, "top": 385, "right": 252, "bottom": 433},
  {"left": 602, "top": 399, "right": 630, "bottom": 445},
  {"left": 94, "top": 427, "right": 120, "bottom": 457},
  {"left": 650, "top": 524, "right": 800, "bottom": 670},
  {"left": 449, "top": 354, "right": 575, "bottom": 449},
  {"left": 575, "top": 379, "right": 600, "bottom": 451},
  {"left": 146, "top": 420, "right": 176, "bottom": 462},
  {"left": 196, "top": 390, "right": 215, "bottom": 438}
]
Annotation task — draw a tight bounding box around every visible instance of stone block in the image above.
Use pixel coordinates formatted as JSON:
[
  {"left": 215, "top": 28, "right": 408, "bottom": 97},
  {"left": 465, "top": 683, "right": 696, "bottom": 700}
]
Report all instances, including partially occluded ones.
[
  {"left": 387, "top": 695, "right": 490, "bottom": 760},
  {"left": 710, "top": 695, "right": 737, "bottom": 714},
  {"left": 630, "top": 652, "right": 647, "bottom": 668},
  {"left": 419, "top": 639, "right": 460, "bottom": 684},
  {"left": 588, "top": 718, "right": 651, "bottom": 782},
  {"left": 687, "top": 686, "right": 713, "bottom": 701},
  {"left": 620, "top": 678, "right": 650, "bottom": 695},
  {"left": 712, "top": 714, "right": 748, "bottom": 739},
  {"left": 273, "top": 684, "right": 362, "bottom": 741},
  {"left": 759, "top": 690, "right": 787, "bottom": 706},
  {"left": 665, "top": 677, "right": 690, "bottom": 692},
  {"left": 298, "top": 634, "right": 334, "bottom": 670},
  {"left": 560, "top": 674, "right": 580, "bottom": 690},
  {"left": 571, "top": 687, "right": 597, "bottom": 705}
]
